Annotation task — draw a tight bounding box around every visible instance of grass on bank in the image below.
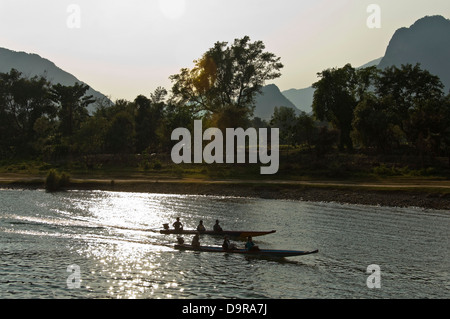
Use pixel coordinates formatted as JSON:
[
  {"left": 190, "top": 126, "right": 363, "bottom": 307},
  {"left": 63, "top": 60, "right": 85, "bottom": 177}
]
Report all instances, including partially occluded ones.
[{"left": 0, "top": 146, "right": 449, "bottom": 188}]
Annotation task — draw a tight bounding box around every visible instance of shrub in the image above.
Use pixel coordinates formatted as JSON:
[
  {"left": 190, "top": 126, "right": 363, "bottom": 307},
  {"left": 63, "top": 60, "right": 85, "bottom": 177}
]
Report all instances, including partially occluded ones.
[
  {"left": 373, "top": 164, "right": 395, "bottom": 176},
  {"left": 152, "top": 160, "right": 162, "bottom": 170},
  {"left": 172, "top": 165, "right": 184, "bottom": 178},
  {"left": 45, "top": 169, "right": 71, "bottom": 191}
]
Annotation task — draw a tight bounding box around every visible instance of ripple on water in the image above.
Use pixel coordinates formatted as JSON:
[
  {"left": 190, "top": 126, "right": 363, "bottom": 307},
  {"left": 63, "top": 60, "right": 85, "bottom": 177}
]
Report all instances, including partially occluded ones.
[{"left": 0, "top": 189, "right": 448, "bottom": 299}]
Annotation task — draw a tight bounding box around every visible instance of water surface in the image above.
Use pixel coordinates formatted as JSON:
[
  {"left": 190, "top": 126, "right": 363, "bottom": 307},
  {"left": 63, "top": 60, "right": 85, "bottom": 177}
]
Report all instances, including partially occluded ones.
[{"left": 0, "top": 189, "right": 448, "bottom": 298}]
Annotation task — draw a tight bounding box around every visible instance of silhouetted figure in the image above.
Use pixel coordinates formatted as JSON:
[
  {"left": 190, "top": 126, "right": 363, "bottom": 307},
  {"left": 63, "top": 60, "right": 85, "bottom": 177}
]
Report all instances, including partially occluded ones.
[
  {"left": 173, "top": 217, "right": 183, "bottom": 232},
  {"left": 213, "top": 220, "right": 223, "bottom": 232},
  {"left": 245, "top": 236, "right": 259, "bottom": 251},
  {"left": 197, "top": 220, "right": 206, "bottom": 232},
  {"left": 222, "top": 235, "right": 236, "bottom": 251},
  {"left": 191, "top": 233, "right": 200, "bottom": 247}
]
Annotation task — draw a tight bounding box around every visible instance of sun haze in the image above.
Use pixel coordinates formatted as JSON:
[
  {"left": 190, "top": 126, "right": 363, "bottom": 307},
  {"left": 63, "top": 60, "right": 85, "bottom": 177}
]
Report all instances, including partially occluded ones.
[{"left": 0, "top": 0, "right": 448, "bottom": 101}]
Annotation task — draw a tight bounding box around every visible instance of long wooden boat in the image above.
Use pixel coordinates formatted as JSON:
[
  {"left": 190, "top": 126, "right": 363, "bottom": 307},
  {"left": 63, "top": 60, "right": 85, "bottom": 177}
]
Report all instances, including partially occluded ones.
[
  {"left": 174, "top": 244, "right": 319, "bottom": 258},
  {"left": 160, "top": 229, "right": 276, "bottom": 238}
]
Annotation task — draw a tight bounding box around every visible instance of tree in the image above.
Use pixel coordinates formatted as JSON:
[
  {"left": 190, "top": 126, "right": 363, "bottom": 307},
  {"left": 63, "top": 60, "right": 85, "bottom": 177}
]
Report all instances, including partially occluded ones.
[
  {"left": 75, "top": 115, "right": 109, "bottom": 155},
  {"left": 352, "top": 94, "right": 396, "bottom": 153},
  {"left": 270, "top": 106, "right": 297, "bottom": 146},
  {"left": 405, "top": 96, "right": 450, "bottom": 163},
  {"left": 209, "top": 104, "right": 251, "bottom": 132},
  {"left": 250, "top": 117, "right": 269, "bottom": 130},
  {"left": 105, "top": 111, "right": 135, "bottom": 155},
  {"left": 312, "top": 64, "right": 357, "bottom": 151},
  {"left": 0, "top": 69, "right": 56, "bottom": 156},
  {"left": 150, "top": 86, "right": 168, "bottom": 104},
  {"left": 134, "top": 95, "right": 152, "bottom": 153},
  {"left": 375, "top": 63, "right": 444, "bottom": 136},
  {"left": 442, "top": 94, "right": 450, "bottom": 166},
  {"left": 50, "top": 83, "right": 95, "bottom": 137},
  {"left": 312, "top": 126, "right": 339, "bottom": 158},
  {"left": 161, "top": 102, "right": 195, "bottom": 152},
  {"left": 295, "top": 112, "right": 316, "bottom": 150},
  {"left": 312, "top": 64, "right": 378, "bottom": 151},
  {"left": 134, "top": 90, "right": 166, "bottom": 153},
  {"left": 169, "top": 36, "right": 283, "bottom": 124}
]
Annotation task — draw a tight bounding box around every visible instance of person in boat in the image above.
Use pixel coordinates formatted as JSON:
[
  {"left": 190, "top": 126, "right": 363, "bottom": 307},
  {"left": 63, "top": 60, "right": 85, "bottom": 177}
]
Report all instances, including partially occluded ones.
[
  {"left": 177, "top": 236, "right": 185, "bottom": 245},
  {"left": 191, "top": 233, "right": 200, "bottom": 247},
  {"left": 245, "top": 236, "right": 260, "bottom": 251},
  {"left": 173, "top": 217, "right": 183, "bottom": 232},
  {"left": 213, "top": 220, "right": 223, "bottom": 233},
  {"left": 196, "top": 220, "right": 206, "bottom": 232},
  {"left": 222, "top": 235, "right": 236, "bottom": 251}
]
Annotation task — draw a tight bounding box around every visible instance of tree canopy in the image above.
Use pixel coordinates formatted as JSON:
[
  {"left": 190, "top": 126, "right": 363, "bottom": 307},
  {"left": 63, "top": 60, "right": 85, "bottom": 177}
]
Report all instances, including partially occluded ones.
[{"left": 169, "top": 36, "right": 283, "bottom": 121}]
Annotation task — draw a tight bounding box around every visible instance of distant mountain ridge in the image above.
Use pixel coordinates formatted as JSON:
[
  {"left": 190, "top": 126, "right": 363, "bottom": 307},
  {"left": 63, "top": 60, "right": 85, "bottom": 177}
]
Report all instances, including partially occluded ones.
[
  {"left": 279, "top": 57, "right": 384, "bottom": 115},
  {"left": 0, "top": 47, "right": 111, "bottom": 108},
  {"left": 281, "top": 86, "right": 315, "bottom": 114},
  {"left": 378, "top": 15, "right": 450, "bottom": 92},
  {"left": 253, "top": 84, "right": 299, "bottom": 120}
]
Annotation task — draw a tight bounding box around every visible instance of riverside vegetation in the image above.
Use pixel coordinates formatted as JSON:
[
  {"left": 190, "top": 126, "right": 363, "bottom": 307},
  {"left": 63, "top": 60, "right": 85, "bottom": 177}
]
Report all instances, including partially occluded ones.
[{"left": 0, "top": 37, "right": 449, "bottom": 204}]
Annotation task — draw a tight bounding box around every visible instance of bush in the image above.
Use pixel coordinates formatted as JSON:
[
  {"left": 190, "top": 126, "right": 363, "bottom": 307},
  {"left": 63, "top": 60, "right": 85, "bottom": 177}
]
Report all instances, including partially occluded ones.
[
  {"left": 45, "top": 169, "right": 71, "bottom": 191},
  {"left": 152, "top": 160, "right": 162, "bottom": 170},
  {"left": 59, "top": 172, "right": 71, "bottom": 187},
  {"left": 172, "top": 165, "right": 184, "bottom": 178},
  {"left": 373, "top": 164, "right": 395, "bottom": 176}
]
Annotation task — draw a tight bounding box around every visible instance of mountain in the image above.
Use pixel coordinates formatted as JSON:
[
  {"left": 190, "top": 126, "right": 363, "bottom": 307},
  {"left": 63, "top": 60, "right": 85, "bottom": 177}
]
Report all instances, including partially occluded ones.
[
  {"left": 253, "top": 84, "right": 300, "bottom": 120},
  {"left": 378, "top": 15, "right": 450, "bottom": 92},
  {"left": 281, "top": 58, "right": 383, "bottom": 114},
  {"left": 282, "top": 15, "right": 450, "bottom": 113},
  {"left": 0, "top": 47, "right": 111, "bottom": 109},
  {"left": 357, "top": 57, "right": 383, "bottom": 69},
  {"left": 281, "top": 87, "right": 315, "bottom": 114}
]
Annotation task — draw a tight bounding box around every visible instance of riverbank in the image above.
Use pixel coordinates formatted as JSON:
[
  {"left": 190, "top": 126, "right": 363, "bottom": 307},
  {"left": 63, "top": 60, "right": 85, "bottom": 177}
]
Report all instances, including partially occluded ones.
[{"left": 1, "top": 174, "right": 450, "bottom": 210}]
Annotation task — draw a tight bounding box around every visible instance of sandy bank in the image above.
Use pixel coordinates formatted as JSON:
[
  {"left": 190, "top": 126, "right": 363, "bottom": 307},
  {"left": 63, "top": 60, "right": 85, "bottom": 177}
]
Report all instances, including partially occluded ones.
[{"left": 2, "top": 176, "right": 449, "bottom": 210}]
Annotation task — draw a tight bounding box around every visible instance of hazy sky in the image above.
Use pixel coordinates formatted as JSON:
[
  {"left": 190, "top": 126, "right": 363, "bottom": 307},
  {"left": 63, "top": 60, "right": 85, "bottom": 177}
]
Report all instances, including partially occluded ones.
[{"left": 0, "top": 0, "right": 449, "bottom": 101}]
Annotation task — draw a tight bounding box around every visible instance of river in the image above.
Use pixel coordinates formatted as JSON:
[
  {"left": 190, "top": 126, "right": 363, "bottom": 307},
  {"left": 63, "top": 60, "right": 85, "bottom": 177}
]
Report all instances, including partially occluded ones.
[{"left": 0, "top": 188, "right": 448, "bottom": 299}]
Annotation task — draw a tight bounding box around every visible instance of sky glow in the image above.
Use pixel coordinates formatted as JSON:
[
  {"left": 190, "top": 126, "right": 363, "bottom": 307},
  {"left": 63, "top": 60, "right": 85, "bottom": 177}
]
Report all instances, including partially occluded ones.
[{"left": 0, "top": 0, "right": 448, "bottom": 100}]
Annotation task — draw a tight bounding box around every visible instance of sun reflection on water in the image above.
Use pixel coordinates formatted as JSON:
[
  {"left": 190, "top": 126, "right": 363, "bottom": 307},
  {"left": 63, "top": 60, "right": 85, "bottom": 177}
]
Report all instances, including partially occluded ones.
[
  {"left": 67, "top": 191, "right": 193, "bottom": 298},
  {"left": 82, "top": 242, "right": 172, "bottom": 298},
  {"left": 2, "top": 189, "right": 448, "bottom": 298},
  {"left": 69, "top": 191, "right": 257, "bottom": 298}
]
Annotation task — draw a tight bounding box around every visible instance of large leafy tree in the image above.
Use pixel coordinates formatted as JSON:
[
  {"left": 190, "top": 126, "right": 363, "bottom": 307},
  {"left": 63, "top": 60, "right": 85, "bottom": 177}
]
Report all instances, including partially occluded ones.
[
  {"left": 442, "top": 94, "right": 450, "bottom": 166},
  {"left": 50, "top": 83, "right": 95, "bottom": 137},
  {"left": 295, "top": 111, "right": 316, "bottom": 150},
  {"left": 270, "top": 106, "right": 297, "bottom": 146},
  {"left": 312, "top": 64, "right": 358, "bottom": 151},
  {"left": 375, "top": 64, "right": 444, "bottom": 136},
  {"left": 352, "top": 94, "right": 397, "bottom": 153},
  {"left": 0, "top": 69, "right": 56, "bottom": 156},
  {"left": 312, "top": 64, "right": 379, "bottom": 151},
  {"left": 105, "top": 111, "right": 136, "bottom": 155},
  {"left": 134, "top": 91, "right": 166, "bottom": 153},
  {"left": 352, "top": 64, "right": 447, "bottom": 157},
  {"left": 405, "top": 95, "right": 450, "bottom": 161},
  {"left": 169, "top": 36, "right": 283, "bottom": 122}
]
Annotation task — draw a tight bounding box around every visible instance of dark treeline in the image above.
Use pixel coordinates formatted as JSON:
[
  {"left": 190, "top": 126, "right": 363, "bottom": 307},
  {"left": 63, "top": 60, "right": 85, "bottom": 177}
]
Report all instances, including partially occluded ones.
[
  {"left": 0, "top": 36, "right": 284, "bottom": 165},
  {"left": 274, "top": 63, "right": 450, "bottom": 164},
  {"left": 1, "top": 36, "right": 450, "bottom": 173},
  {"left": 0, "top": 71, "right": 194, "bottom": 162}
]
